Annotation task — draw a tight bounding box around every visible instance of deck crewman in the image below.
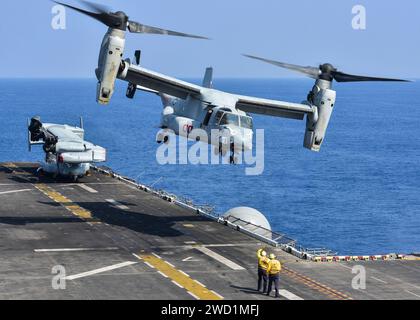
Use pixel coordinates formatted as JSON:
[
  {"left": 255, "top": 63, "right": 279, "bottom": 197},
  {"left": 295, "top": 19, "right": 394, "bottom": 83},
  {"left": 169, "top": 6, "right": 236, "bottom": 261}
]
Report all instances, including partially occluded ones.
[
  {"left": 266, "top": 253, "right": 282, "bottom": 298},
  {"left": 257, "top": 248, "right": 270, "bottom": 293}
]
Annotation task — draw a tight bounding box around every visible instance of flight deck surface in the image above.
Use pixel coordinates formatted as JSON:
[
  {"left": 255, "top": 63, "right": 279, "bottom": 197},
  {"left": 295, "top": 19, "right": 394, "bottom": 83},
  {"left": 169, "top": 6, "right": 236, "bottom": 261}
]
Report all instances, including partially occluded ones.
[{"left": 0, "top": 163, "right": 419, "bottom": 300}]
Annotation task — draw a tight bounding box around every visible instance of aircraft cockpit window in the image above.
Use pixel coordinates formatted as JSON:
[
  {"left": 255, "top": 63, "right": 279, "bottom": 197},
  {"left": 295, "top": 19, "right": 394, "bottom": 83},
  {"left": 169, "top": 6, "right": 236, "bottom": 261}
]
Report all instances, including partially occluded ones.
[
  {"left": 240, "top": 116, "right": 253, "bottom": 129},
  {"left": 220, "top": 113, "right": 239, "bottom": 127},
  {"left": 214, "top": 111, "right": 224, "bottom": 124}
]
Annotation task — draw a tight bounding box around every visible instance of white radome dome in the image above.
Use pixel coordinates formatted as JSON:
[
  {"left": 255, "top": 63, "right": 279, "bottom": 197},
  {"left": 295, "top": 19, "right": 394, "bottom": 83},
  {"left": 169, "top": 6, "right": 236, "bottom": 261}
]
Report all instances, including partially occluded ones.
[{"left": 223, "top": 207, "right": 271, "bottom": 232}]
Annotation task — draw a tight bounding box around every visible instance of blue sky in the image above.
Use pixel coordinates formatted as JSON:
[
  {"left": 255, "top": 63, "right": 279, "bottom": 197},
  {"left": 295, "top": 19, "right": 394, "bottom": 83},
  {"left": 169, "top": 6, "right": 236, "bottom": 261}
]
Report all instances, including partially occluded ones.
[{"left": 1, "top": 0, "right": 420, "bottom": 78}]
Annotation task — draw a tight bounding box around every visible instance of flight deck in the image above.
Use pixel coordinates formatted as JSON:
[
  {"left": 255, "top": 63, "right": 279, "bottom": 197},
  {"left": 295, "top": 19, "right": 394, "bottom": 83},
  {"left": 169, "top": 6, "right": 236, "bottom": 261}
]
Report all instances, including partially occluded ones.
[{"left": 0, "top": 163, "right": 419, "bottom": 300}]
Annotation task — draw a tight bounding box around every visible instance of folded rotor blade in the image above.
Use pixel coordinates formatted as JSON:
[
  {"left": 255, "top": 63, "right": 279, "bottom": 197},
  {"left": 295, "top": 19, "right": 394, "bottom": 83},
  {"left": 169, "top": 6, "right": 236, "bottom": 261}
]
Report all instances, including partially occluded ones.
[{"left": 127, "top": 21, "right": 209, "bottom": 39}]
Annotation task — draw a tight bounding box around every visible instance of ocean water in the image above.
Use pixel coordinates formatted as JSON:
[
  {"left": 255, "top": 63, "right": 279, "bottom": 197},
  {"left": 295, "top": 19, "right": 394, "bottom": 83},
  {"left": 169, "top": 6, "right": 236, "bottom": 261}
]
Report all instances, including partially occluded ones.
[{"left": 0, "top": 78, "right": 419, "bottom": 255}]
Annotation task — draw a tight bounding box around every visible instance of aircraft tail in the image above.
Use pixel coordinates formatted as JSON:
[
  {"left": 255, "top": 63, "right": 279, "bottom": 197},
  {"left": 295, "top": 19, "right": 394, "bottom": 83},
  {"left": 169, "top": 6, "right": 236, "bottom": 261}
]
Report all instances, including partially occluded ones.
[{"left": 202, "top": 67, "right": 213, "bottom": 88}]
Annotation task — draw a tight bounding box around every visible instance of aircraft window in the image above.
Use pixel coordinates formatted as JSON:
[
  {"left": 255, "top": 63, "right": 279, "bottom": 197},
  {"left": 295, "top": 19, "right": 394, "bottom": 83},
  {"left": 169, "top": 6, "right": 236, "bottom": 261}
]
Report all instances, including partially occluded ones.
[
  {"left": 214, "top": 111, "right": 224, "bottom": 124},
  {"left": 220, "top": 113, "right": 239, "bottom": 127},
  {"left": 240, "top": 116, "right": 253, "bottom": 129}
]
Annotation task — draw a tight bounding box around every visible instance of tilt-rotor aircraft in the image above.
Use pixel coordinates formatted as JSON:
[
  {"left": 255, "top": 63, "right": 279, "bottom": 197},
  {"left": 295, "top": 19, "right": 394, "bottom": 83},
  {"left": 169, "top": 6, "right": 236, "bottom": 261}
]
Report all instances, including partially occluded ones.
[
  {"left": 28, "top": 116, "right": 106, "bottom": 181},
  {"left": 57, "top": 1, "right": 408, "bottom": 163}
]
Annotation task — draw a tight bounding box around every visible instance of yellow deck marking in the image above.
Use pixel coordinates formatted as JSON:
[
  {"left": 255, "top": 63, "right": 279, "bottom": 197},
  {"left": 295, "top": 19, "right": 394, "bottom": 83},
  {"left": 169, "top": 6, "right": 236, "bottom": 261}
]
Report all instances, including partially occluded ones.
[
  {"left": 283, "top": 267, "right": 353, "bottom": 300},
  {"left": 35, "top": 184, "right": 97, "bottom": 221},
  {"left": 138, "top": 254, "right": 222, "bottom": 300},
  {"left": 3, "top": 163, "right": 17, "bottom": 168},
  {"left": 3, "top": 163, "right": 22, "bottom": 173},
  {"left": 2, "top": 163, "right": 36, "bottom": 183}
]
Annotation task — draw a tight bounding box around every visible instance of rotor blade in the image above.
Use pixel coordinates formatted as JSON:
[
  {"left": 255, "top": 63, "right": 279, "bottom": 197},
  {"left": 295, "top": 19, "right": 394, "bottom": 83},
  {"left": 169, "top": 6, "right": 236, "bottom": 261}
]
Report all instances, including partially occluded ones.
[
  {"left": 53, "top": 1, "right": 107, "bottom": 24},
  {"left": 77, "top": 0, "right": 109, "bottom": 14},
  {"left": 243, "top": 54, "right": 321, "bottom": 79},
  {"left": 332, "top": 71, "right": 410, "bottom": 83},
  {"left": 127, "top": 21, "right": 209, "bottom": 39}
]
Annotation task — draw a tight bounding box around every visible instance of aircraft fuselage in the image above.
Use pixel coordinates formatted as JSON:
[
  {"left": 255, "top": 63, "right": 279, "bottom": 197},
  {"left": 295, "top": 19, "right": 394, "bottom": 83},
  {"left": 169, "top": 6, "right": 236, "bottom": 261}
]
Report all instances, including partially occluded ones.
[{"left": 157, "top": 89, "right": 254, "bottom": 154}]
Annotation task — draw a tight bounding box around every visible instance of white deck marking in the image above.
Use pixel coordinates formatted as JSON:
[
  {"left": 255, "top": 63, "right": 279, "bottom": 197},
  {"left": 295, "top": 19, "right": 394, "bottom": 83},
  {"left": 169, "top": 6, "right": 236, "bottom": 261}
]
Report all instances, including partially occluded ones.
[
  {"left": 371, "top": 276, "right": 388, "bottom": 284},
  {"left": 338, "top": 264, "right": 353, "bottom": 270},
  {"left": 78, "top": 184, "right": 98, "bottom": 193},
  {"left": 152, "top": 253, "right": 163, "bottom": 259},
  {"left": 278, "top": 289, "right": 304, "bottom": 300},
  {"left": 203, "top": 243, "right": 255, "bottom": 248},
  {"left": 211, "top": 290, "right": 224, "bottom": 299},
  {"left": 34, "top": 247, "right": 118, "bottom": 253},
  {"left": 405, "top": 290, "right": 420, "bottom": 298},
  {"left": 64, "top": 261, "right": 137, "bottom": 280},
  {"left": 194, "top": 280, "right": 206, "bottom": 287},
  {"left": 105, "top": 199, "right": 129, "bottom": 210},
  {"left": 179, "top": 270, "right": 190, "bottom": 277},
  {"left": 383, "top": 275, "right": 420, "bottom": 290},
  {"left": 195, "top": 247, "right": 245, "bottom": 270},
  {"left": 182, "top": 256, "right": 200, "bottom": 262},
  {"left": 188, "top": 291, "right": 199, "bottom": 300},
  {"left": 171, "top": 280, "right": 183, "bottom": 288},
  {"left": 0, "top": 189, "right": 32, "bottom": 195}
]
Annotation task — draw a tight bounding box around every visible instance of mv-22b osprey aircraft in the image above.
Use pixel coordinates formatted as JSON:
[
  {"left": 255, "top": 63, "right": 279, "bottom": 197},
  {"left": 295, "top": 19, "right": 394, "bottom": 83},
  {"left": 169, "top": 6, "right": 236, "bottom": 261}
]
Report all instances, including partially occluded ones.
[
  {"left": 57, "top": 1, "right": 408, "bottom": 163},
  {"left": 28, "top": 116, "right": 106, "bottom": 181}
]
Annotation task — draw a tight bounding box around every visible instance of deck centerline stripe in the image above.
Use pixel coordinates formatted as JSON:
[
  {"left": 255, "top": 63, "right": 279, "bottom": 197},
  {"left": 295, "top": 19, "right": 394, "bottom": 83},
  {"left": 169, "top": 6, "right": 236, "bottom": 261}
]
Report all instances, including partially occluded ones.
[
  {"left": 65, "top": 261, "right": 138, "bottom": 280},
  {"left": 195, "top": 247, "right": 245, "bottom": 271},
  {"left": 138, "top": 254, "right": 222, "bottom": 300},
  {"left": 35, "top": 184, "right": 96, "bottom": 221}
]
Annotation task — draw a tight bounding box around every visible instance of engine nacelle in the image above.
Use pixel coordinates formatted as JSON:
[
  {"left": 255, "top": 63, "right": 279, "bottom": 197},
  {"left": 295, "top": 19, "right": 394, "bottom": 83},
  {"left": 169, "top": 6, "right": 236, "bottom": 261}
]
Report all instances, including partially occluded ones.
[
  {"left": 96, "top": 29, "right": 126, "bottom": 105},
  {"left": 304, "top": 84, "right": 336, "bottom": 152}
]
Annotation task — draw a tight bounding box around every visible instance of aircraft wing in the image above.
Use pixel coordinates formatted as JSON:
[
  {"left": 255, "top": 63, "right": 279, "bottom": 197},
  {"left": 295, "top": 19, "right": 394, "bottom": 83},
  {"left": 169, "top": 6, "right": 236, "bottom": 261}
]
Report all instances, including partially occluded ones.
[
  {"left": 235, "top": 95, "right": 314, "bottom": 120},
  {"left": 120, "top": 63, "right": 202, "bottom": 99},
  {"left": 46, "top": 125, "right": 84, "bottom": 143}
]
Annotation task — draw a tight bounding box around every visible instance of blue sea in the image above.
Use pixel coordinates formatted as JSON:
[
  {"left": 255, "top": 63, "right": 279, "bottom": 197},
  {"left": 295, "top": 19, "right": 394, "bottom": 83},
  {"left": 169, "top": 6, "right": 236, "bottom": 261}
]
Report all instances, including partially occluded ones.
[{"left": 1, "top": 78, "right": 419, "bottom": 255}]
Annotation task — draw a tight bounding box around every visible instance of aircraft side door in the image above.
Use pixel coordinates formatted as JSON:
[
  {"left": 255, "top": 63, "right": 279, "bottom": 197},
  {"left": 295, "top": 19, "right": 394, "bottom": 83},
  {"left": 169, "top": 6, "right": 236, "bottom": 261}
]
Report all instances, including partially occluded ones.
[{"left": 202, "top": 107, "right": 215, "bottom": 127}]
